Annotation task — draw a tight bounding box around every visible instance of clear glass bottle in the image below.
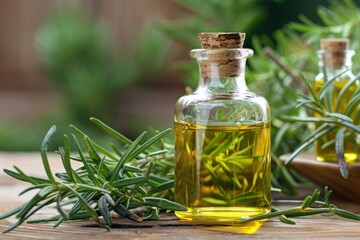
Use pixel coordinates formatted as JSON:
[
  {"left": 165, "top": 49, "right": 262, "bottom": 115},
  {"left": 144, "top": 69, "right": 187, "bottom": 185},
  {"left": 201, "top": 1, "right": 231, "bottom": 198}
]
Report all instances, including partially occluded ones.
[
  {"left": 313, "top": 38, "right": 359, "bottom": 162},
  {"left": 174, "top": 33, "right": 271, "bottom": 222}
]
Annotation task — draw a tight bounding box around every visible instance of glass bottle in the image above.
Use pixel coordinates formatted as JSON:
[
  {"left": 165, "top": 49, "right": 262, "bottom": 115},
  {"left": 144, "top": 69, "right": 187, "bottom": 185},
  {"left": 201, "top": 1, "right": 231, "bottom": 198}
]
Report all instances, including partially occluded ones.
[
  {"left": 174, "top": 33, "right": 271, "bottom": 221},
  {"left": 313, "top": 38, "right": 359, "bottom": 162}
]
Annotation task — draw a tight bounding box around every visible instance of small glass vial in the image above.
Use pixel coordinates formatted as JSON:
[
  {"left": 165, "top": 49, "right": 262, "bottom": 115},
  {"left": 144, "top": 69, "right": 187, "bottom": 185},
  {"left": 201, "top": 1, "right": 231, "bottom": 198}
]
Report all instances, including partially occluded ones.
[
  {"left": 174, "top": 32, "right": 271, "bottom": 221},
  {"left": 313, "top": 38, "right": 359, "bottom": 162}
]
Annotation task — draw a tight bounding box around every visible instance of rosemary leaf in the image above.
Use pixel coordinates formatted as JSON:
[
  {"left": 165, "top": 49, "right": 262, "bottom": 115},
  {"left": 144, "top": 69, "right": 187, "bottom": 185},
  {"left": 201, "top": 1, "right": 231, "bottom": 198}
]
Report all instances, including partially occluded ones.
[
  {"left": 143, "top": 197, "right": 187, "bottom": 211},
  {"left": 110, "top": 132, "right": 147, "bottom": 182},
  {"left": 110, "top": 143, "right": 123, "bottom": 158},
  {"left": 279, "top": 215, "right": 296, "bottom": 225},
  {"left": 326, "top": 113, "right": 353, "bottom": 123},
  {"left": 123, "top": 164, "right": 143, "bottom": 173},
  {"left": 146, "top": 180, "right": 174, "bottom": 195},
  {"left": 112, "top": 176, "right": 148, "bottom": 188},
  {"left": 307, "top": 189, "right": 321, "bottom": 207},
  {"left": 84, "top": 135, "right": 102, "bottom": 164},
  {"left": 4, "top": 167, "right": 38, "bottom": 185},
  {"left": 284, "top": 116, "right": 360, "bottom": 134},
  {"left": 17, "top": 186, "right": 54, "bottom": 219},
  {"left": 98, "top": 195, "right": 112, "bottom": 227},
  {"left": 19, "top": 184, "right": 51, "bottom": 196},
  {"left": 71, "top": 134, "right": 101, "bottom": 185},
  {"left": 344, "top": 94, "right": 360, "bottom": 116},
  {"left": 60, "top": 183, "right": 104, "bottom": 228},
  {"left": 70, "top": 124, "right": 118, "bottom": 161},
  {"left": 59, "top": 134, "right": 74, "bottom": 182},
  {"left": 202, "top": 198, "right": 227, "bottom": 205},
  {"left": 4, "top": 197, "right": 55, "bottom": 234},
  {"left": 272, "top": 206, "right": 296, "bottom": 225},
  {"left": 0, "top": 204, "right": 24, "bottom": 220},
  {"left": 319, "top": 68, "right": 349, "bottom": 100},
  {"left": 27, "top": 211, "right": 91, "bottom": 223},
  {"left": 285, "top": 125, "right": 337, "bottom": 164},
  {"left": 113, "top": 203, "right": 142, "bottom": 222},
  {"left": 76, "top": 184, "right": 111, "bottom": 194},
  {"left": 90, "top": 117, "right": 133, "bottom": 145},
  {"left": 335, "top": 128, "right": 348, "bottom": 179},
  {"left": 300, "top": 196, "right": 313, "bottom": 209},
  {"left": 127, "top": 128, "right": 172, "bottom": 161},
  {"left": 53, "top": 217, "right": 64, "bottom": 228},
  {"left": 335, "top": 209, "right": 360, "bottom": 220},
  {"left": 335, "top": 72, "right": 360, "bottom": 111},
  {"left": 147, "top": 150, "right": 168, "bottom": 157},
  {"left": 40, "top": 126, "right": 57, "bottom": 184},
  {"left": 56, "top": 193, "right": 69, "bottom": 220}
]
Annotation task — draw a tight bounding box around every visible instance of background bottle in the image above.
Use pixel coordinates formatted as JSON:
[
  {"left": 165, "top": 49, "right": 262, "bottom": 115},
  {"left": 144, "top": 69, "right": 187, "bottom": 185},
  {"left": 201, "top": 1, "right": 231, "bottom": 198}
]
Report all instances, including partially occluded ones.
[
  {"left": 174, "top": 32, "right": 271, "bottom": 221},
  {"left": 313, "top": 38, "right": 359, "bottom": 162}
]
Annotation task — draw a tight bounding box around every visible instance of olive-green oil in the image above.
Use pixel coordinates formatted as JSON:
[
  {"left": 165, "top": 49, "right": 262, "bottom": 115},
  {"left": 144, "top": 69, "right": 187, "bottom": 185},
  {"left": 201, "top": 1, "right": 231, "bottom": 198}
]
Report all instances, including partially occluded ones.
[
  {"left": 174, "top": 121, "right": 271, "bottom": 221},
  {"left": 313, "top": 79, "right": 359, "bottom": 162}
]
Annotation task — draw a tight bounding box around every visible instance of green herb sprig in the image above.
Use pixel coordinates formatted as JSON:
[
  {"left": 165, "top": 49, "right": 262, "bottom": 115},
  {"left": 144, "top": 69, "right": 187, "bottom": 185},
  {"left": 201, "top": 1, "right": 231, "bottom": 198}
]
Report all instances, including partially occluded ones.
[
  {"left": 283, "top": 71, "right": 360, "bottom": 178},
  {"left": 0, "top": 118, "right": 185, "bottom": 233},
  {"left": 239, "top": 187, "right": 360, "bottom": 224}
]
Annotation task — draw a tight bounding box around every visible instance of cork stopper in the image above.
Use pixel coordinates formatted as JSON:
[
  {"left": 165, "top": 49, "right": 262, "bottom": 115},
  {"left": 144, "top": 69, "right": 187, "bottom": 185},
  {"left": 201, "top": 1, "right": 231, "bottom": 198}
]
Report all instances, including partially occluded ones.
[
  {"left": 320, "top": 38, "right": 349, "bottom": 68},
  {"left": 320, "top": 38, "right": 349, "bottom": 51},
  {"left": 197, "top": 32, "right": 247, "bottom": 78},
  {"left": 198, "top": 32, "right": 246, "bottom": 49}
]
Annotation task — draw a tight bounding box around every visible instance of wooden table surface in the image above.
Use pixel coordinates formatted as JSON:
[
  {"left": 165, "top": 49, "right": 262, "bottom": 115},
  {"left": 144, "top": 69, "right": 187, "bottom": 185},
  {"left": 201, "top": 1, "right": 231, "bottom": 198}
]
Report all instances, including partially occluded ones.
[{"left": 0, "top": 152, "right": 359, "bottom": 240}]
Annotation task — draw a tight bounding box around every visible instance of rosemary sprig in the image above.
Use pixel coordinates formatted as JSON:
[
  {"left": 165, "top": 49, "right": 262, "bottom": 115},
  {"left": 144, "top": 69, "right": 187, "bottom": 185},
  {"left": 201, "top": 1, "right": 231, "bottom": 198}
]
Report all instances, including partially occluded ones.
[
  {"left": 284, "top": 71, "right": 360, "bottom": 178},
  {"left": 0, "top": 118, "right": 184, "bottom": 233},
  {"left": 239, "top": 187, "right": 360, "bottom": 224}
]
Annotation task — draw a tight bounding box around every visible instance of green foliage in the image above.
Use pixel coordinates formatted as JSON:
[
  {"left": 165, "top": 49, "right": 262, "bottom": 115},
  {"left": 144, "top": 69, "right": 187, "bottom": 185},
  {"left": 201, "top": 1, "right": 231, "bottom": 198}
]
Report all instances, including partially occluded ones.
[
  {"left": 37, "top": 7, "right": 168, "bottom": 124},
  {"left": 37, "top": 8, "right": 120, "bottom": 123},
  {"left": 291, "top": 0, "right": 360, "bottom": 61},
  {"left": 160, "top": 0, "right": 266, "bottom": 89},
  {"left": 248, "top": 32, "right": 313, "bottom": 156},
  {"left": 265, "top": 0, "right": 360, "bottom": 171},
  {"left": 0, "top": 118, "right": 178, "bottom": 233},
  {"left": 0, "top": 114, "right": 72, "bottom": 151},
  {"left": 163, "top": 0, "right": 265, "bottom": 47}
]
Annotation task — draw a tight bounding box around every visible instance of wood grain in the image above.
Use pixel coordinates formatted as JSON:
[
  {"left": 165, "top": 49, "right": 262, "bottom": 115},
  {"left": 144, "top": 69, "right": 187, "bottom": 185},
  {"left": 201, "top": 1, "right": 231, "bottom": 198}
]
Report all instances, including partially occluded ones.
[{"left": 1, "top": 152, "right": 360, "bottom": 239}]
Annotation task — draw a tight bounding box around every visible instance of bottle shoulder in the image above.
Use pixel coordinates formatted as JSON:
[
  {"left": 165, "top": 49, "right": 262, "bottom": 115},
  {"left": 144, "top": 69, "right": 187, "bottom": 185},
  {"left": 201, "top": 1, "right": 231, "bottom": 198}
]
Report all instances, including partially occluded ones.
[
  {"left": 175, "top": 92, "right": 270, "bottom": 124},
  {"left": 315, "top": 70, "right": 354, "bottom": 82},
  {"left": 175, "top": 92, "right": 269, "bottom": 107}
]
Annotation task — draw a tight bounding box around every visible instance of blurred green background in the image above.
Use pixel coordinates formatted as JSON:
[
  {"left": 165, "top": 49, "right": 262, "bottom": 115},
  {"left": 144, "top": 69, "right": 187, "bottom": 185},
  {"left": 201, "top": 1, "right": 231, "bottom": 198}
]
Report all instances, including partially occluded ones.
[{"left": 0, "top": 0, "right": 358, "bottom": 151}]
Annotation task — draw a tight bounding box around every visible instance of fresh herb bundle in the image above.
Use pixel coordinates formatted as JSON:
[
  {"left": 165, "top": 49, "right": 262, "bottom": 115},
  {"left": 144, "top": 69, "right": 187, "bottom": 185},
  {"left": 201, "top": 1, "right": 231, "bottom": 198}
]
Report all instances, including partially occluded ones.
[{"left": 0, "top": 118, "right": 184, "bottom": 233}]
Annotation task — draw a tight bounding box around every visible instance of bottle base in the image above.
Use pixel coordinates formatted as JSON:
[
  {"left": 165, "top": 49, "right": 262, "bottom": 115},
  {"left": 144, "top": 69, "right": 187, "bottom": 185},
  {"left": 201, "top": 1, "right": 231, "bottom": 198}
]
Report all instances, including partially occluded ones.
[{"left": 175, "top": 207, "right": 270, "bottom": 222}]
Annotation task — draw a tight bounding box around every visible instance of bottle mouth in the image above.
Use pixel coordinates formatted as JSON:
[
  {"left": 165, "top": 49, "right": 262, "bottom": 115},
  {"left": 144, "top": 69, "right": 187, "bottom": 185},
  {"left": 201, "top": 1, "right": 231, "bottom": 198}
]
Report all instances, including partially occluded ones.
[{"left": 190, "top": 48, "right": 254, "bottom": 60}]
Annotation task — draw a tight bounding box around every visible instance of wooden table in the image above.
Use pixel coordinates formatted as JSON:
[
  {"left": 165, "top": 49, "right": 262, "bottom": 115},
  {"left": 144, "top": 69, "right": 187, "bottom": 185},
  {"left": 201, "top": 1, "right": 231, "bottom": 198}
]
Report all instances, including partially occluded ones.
[{"left": 0, "top": 152, "right": 359, "bottom": 239}]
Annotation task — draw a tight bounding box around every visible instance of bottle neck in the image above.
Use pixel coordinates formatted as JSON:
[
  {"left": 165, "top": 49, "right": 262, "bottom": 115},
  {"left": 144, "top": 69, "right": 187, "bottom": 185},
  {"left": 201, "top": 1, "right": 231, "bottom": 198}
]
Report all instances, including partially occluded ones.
[
  {"left": 195, "top": 61, "right": 249, "bottom": 95},
  {"left": 191, "top": 48, "right": 252, "bottom": 95},
  {"left": 317, "top": 49, "right": 354, "bottom": 79}
]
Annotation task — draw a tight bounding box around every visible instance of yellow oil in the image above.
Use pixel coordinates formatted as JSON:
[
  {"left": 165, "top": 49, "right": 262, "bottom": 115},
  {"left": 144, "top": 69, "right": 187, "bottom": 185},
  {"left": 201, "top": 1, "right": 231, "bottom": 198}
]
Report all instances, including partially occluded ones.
[
  {"left": 313, "top": 79, "right": 359, "bottom": 162},
  {"left": 174, "top": 121, "right": 271, "bottom": 222}
]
